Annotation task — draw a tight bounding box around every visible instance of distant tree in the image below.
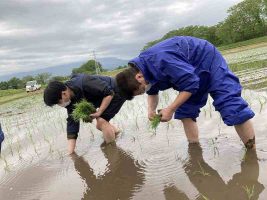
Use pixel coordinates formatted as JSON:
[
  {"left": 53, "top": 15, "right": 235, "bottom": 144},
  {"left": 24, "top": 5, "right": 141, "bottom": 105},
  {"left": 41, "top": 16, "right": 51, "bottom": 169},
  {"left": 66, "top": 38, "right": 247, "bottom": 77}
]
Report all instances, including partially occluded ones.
[
  {"left": 0, "top": 81, "right": 9, "bottom": 90},
  {"left": 72, "top": 60, "right": 103, "bottom": 75},
  {"left": 142, "top": 0, "right": 267, "bottom": 49},
  {"left": 7, "top": 77, "right": 23, "bottom": 89},
  {"left": 50, "top": 76, "right": 69, "bottom": 82},
  {"left": 21, "top": 75, "right": 34, "bottom": 86},
  {"left": 35, "top": 73, "right": 52, "bottom": 85},
  {"left": 116, "top": 65, "right": 128, "bottom": 70},
  {"left": 143, "top": 25, "right": 221, "bottom": 50},
  {"left": 217, "top": 0, "right": 267, "bottom": 44}
]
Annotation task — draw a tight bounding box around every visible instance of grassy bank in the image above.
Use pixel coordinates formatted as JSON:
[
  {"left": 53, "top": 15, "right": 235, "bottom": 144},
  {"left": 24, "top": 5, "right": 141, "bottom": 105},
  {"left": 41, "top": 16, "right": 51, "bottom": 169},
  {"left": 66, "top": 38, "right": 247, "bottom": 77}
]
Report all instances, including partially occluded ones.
[
  {"left": 229, "top": 59, "right": 267, "bottom": 72},
  {"left": 0, "top": 89, "right": 25, "bottom": 98},
  {"left": 101, "top": 68, "right": 125, "bottom": 77},
  {"left": 0, "top": 89, "right": 43, "bottom": 105},
  {"left": 218, "top": 36, "right": 267, "bottom": 52}
]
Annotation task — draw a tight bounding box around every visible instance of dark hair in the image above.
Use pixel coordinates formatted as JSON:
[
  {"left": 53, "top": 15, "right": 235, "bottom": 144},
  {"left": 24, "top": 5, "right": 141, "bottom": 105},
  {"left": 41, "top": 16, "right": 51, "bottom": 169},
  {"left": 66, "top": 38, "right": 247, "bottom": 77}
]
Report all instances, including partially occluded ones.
[
  {"left": 43, "top": 81, "right": 67, "bottom": 106},
  {"left": 115, "top": 63, "right": 140, "bottom": 100}
]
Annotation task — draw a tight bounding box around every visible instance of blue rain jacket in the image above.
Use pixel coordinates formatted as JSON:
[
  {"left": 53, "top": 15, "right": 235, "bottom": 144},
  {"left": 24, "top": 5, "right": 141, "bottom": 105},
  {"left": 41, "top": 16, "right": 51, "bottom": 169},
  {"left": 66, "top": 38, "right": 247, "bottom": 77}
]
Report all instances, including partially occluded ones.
[{"left": 129, "top": 36, "right": 254, "bottom": 125}]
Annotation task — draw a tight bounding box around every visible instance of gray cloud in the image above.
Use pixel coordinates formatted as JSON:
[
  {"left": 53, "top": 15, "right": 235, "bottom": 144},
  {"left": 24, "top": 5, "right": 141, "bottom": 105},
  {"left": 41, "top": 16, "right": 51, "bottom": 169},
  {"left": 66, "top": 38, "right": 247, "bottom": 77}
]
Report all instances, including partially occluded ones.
[{"left": 0, "top": 0, "right": 242, "bottom": 75}]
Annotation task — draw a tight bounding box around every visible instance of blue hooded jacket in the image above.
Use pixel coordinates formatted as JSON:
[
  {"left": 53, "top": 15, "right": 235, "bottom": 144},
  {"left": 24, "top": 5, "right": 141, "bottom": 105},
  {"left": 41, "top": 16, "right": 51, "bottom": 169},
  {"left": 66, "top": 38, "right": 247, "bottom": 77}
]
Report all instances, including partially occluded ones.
[{"left": 129, "top": 36, "right": 220, "bottom": 95}]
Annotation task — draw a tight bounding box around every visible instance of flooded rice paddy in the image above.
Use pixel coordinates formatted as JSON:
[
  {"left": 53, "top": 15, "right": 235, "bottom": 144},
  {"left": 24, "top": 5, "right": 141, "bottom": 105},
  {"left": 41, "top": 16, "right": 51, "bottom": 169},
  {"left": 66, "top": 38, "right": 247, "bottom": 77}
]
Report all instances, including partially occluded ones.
[{"left": 0, "top": 89, "right": 267, "bottom": 200}]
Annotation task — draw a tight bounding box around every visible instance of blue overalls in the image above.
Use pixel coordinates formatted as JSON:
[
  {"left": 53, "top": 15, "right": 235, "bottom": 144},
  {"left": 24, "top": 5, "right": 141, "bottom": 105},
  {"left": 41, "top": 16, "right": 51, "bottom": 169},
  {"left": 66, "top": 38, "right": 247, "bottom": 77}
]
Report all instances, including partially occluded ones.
[{"left": 129, "top": 36, "right": 254, "bottom": 126}]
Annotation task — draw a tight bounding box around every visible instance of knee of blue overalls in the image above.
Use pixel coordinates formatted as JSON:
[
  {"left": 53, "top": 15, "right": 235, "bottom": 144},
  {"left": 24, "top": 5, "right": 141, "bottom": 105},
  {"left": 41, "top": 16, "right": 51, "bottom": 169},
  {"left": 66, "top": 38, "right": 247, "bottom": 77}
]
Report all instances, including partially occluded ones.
[
  {"left": 209, "top": 59, "right": 255, "bottom": 126},
  {"left": 174, "top": 91, "right": 209, "bottom": 120},
  {"left": 212, "top": 94, "right": 255, "bottom": 126},
  {"left": 174, "top": 103, "right": 201, "bottom": 120}
]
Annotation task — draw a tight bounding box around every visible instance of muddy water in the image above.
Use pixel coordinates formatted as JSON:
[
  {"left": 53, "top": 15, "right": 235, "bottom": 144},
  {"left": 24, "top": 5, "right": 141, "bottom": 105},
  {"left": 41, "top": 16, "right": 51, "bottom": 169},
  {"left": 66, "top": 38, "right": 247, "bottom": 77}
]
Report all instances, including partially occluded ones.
[{"left": 0, "top": 89, "right": 267, "bottom": 200}]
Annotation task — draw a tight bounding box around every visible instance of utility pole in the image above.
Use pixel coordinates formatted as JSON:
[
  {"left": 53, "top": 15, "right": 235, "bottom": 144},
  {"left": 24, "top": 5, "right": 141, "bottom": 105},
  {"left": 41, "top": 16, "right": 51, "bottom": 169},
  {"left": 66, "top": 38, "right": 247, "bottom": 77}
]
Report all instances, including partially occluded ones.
[{"left": 93, "top": 51, "right": 101, "bottom": 75}]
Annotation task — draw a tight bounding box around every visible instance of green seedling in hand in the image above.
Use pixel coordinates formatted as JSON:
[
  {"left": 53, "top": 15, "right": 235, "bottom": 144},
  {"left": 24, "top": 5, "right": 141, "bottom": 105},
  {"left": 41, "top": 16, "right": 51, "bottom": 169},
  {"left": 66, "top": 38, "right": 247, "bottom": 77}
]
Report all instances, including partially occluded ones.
[
  {"left": 150, "top": 109, "right": 162, "bottom": 132},
  {"left": 71, "top": 99, "right": 96, "bottom": 123}
]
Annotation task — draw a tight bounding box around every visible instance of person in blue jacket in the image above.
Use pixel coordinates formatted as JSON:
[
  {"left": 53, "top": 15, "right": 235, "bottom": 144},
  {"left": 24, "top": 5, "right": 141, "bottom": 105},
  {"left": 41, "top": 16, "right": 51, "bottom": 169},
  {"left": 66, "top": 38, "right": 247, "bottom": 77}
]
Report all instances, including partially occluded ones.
[
  {"left": 0, "top": 123, "right": 4, "bottom": 154},
  {"left": 116, "top": 36, "right": 256, "bottom": 149}
]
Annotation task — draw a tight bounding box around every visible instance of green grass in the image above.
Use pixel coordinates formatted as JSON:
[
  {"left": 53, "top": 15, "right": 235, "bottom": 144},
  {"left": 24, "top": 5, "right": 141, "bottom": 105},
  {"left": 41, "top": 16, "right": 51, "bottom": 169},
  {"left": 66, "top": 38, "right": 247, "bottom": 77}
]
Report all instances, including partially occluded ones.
[
  {"left": 229, "top": 59, "right": 267, "bottom": 72},
  {"left": 0, "top": 89, "right": 43, "bottom": 105},
  {"left": 218, "top": 36, "right": 267, "bottom": 51},
  {"left": 101, "top": 68, "right": 125, "bottom": 77},
  {"left": 71, "top": 99, "right": 96, "bottom": 123},
  {"left": 0, "top": 89, "right": 25, "bottom": 97}
]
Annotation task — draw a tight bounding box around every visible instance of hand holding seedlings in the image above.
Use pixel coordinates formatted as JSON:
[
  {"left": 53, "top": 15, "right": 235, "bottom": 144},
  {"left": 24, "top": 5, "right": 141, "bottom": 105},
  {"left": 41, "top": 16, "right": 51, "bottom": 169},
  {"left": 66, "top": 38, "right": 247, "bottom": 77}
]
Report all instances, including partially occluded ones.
[
  {"left": 158, "top": 107, "right": 174, "bottom": 122},
  {"left": 148, "top": 110, "right": 157, "bottom": 121},
  {"left": 90, "top": 110, "right": 102, "bottom": 119},
  {"left": 71, "top": 99, "right": 96, "bottom": 123}
]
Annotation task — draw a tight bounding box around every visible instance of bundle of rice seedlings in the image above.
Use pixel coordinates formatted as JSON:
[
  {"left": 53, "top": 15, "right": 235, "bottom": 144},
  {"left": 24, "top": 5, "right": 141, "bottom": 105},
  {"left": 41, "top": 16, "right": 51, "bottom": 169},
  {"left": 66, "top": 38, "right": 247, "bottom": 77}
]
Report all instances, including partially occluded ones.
[
  {"left": 71, "top": 99, "right": 96, "bottom": 123},
  {"left": 150, "top": 114, "right": 161, "bottom": 131}
]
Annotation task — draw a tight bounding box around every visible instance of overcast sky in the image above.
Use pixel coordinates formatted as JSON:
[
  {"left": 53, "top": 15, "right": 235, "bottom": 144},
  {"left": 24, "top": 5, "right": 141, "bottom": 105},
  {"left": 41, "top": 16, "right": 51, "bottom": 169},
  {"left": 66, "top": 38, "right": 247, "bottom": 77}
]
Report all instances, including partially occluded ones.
[{"left": 0, "top": 0, "right": 243, "bottom": 75}]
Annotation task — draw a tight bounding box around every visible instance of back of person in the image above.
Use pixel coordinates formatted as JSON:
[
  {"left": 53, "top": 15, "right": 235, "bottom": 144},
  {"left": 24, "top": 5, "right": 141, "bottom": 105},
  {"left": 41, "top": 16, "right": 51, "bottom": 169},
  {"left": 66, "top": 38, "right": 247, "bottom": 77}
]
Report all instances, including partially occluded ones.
[
  {"left": 65, "top": 74, "right": 117, "bottom": 108},
  {"left": 141, "top": 36, "right": 218, "bottom": 69}
]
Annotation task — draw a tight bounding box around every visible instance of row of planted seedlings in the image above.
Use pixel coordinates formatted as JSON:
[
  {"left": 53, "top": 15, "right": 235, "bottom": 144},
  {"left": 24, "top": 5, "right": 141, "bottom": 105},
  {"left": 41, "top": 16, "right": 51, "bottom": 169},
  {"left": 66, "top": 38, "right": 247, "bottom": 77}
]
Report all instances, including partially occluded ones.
[
  {"left": 224, "top": 45, "right": 267, "bottom": 64},
  {"left": 0, "top": 95, "right": 69, "bottom": 173},
  {"left": 1, "top": 85, "right": 266, "bottom": 173}
]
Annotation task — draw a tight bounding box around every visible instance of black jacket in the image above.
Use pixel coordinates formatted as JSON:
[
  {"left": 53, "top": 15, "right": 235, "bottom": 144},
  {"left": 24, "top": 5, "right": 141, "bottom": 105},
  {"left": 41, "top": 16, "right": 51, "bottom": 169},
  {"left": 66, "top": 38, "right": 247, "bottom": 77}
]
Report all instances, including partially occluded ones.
[{"left": 65, "top": 74, "right": 117, "bottom": 139}]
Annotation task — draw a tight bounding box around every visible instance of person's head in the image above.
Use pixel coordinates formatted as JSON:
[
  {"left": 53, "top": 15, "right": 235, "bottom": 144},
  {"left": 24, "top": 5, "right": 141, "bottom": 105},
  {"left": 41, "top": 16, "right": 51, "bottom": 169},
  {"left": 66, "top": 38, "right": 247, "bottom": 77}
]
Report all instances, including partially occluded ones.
[
  {"left": 43, "top": 81, "right": 72, "bottom": 107},
  {"left": 116, "top": 63, "right": 150, "bottom": 100}
]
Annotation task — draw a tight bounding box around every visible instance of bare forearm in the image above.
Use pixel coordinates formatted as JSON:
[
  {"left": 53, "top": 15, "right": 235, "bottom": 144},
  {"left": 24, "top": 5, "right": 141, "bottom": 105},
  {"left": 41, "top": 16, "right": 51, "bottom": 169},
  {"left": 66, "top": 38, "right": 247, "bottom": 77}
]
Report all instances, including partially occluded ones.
[
  {"left": 98, "top": 95, "right": 114, "bottom": 114},
  {"left": 148, "top": 95, "right": 159, "bottom": 112},
  {"left": 168, "top": 91, "right": 192, "bottom": 111}
]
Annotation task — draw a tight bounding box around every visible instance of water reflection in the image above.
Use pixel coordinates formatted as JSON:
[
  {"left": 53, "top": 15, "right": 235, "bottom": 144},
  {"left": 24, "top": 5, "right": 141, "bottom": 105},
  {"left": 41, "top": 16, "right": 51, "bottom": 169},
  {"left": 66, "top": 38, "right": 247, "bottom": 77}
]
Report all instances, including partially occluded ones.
[
  {"left": 71, "top": 144, "right": 145, "bottom": 200},
  {"left": 163, "top": 184, "right": 189, "bottom": 200},
  {"left": 183, "top": 143, "right": 264, "bottom": 200}
]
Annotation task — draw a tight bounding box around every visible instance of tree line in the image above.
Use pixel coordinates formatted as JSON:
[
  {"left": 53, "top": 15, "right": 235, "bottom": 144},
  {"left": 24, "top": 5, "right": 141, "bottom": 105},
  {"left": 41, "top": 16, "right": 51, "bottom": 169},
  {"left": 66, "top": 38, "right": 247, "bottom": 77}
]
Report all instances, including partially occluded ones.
[
  {"left": 143, "top": 0, "right": 267, "bottom": 50},
  {"left": 0, "top": 73, "right": 67, "bottom": 90},
  {"left": 0, "top": 61, "right": 128, "bottom": 90}
]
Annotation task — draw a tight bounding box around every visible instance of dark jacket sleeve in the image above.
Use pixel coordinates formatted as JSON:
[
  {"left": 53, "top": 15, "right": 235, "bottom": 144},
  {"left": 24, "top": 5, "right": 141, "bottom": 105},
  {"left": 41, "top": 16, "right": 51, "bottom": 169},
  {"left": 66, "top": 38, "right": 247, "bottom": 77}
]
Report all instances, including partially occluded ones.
[
  {"left": 146, "top": 85, "right": 159, "bottom": 95},
  {"left": 83, "top": 76, "right": 114, "bottom": 98},
  {"left": 66, "top": 106, "right": 80, "bottom": 139}
]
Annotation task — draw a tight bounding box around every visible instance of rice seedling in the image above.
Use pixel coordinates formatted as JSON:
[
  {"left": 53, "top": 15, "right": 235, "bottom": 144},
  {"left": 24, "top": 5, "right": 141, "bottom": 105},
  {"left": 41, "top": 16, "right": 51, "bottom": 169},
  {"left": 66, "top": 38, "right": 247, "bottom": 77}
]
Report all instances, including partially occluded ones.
[
  {"left": 150, "top": 114, "right": 161, "bottom": 133},
  {"left": 15, "top": 139, "right": 22, "bottom": 160},
  {"left": 135, "top": 116, "right": 139, "bottom": 130},
  {"left": 200, "top": 194, "right": 210, "bottom": 200},
  {"left": 71, "top": 99, "right": 96, "bottom": 123},
  {"left": 6, "top": 138, "right": 14, "bottom": 156},
  {"left": 194, "top": 161, "right": 210, "bottom": 176},
  {"left": 241, "top": 148, "right": 248, "bottom": 161},
  {"left": 0, "top": 154, "right": 10, "bottom": 172},
  {"left": 258, "top": 95, "right": 267, "bottom": 113},
  {"left": 166, "top": 121, "right": 174, "bottom": 132},
  {"left": 242, "top": 185, "right": 255, "bottom": 200},
  {"left": 208, "top": 138, "right": 219, "bottom": 157},
  {"left": 56, "top": 149, "right": 64, "bottom": 160}
]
